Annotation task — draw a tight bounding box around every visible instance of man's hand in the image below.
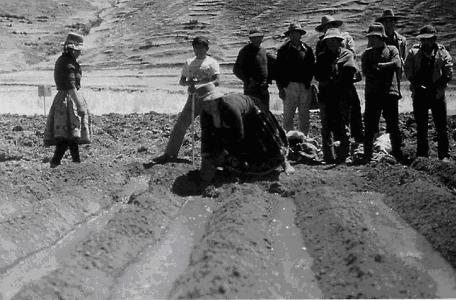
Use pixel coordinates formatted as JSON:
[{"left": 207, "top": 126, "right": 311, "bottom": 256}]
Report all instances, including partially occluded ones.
[
  {"left": 187, "top": 77, "right": 198, "bottom": 93},
  {"left": 188, "top": 85, "right": 196, "bottom": 94}
]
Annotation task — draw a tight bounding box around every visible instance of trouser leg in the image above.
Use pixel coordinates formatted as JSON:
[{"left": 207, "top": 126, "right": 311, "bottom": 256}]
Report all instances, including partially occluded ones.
[
  {"left": 332, "top": 100, "right": 350, "bottom": 162},
  {"left": 68, "top": 141, "right": 80, "bottom": 162},
  {"left": 165, "top": 94, "right": 202, "bottom": 157},
  {"left": 431, "top": 97, "right": 449, "bottom": 159},
  {"left": 319, "top": 101, "right": 335, "bottom": 163},
  {"left": 282, "top": 83, "right": 299, "bottom": 132},
  {"left": 349, "top": 85, "right": 364, "bottom": 142},
  {"left": 297, "top": 83, "right": 311, "bottom": 135},
  {"left": 363, "top": 99, "right": 382, "bottom": 159},
  {"left": 383, "top": 96, "right": 402, "bottom": 158},
  {"left": 412, "top": 95, "right": 430, "bottom": 157},
  {"left": 51, "top": 140, "right": 68, "bottom": 165}
]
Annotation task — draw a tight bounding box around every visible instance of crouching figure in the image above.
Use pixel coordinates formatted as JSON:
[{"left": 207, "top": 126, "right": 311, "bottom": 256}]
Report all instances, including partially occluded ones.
[{"left": 197, "top": 83, "right": 294, "bottom": 183}]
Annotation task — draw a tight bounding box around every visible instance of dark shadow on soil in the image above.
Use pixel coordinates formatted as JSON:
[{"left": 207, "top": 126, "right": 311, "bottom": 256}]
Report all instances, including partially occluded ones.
[
  {"left": 143, "top": 157, "right": 192, "bottom": 169},
  {"left": 171, "top": 170, "right": 204, "bottom": 196},
  {"left": 171, "top": 169, "right": 281, "bottom": 197}
]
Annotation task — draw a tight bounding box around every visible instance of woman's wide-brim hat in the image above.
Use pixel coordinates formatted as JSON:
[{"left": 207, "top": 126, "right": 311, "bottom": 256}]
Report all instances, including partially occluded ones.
[
  {"left": 315, "top": 15, "right": 343, "bottom": 32},
  {"left": 195, "top": 82, "right": 224, "bottom": 102},
  {"left": 322, "top": 28, "right": 345, "bottom": 41},
  {"left": 376, "top": 9, "right": 400, "bottom": 22},
  {"left": 64, "top": 32, "right": 84, "bottom": 50},
  {"left": 417, "top": 24, "right": 437, "bottom": 39},
  {"left": 284, "top": 23, "right": 306, "bottom": 36}
]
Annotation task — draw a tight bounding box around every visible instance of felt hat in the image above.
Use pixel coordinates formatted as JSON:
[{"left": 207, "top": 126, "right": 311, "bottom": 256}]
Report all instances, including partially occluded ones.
[
  {"left": 248, "top": 28, "right": 264, "bottom": 38},
  {"left": 65, "top": 32, "right": 84, "bottom": 50},
  {"left": 366, "top": 22, "right": 387, "bottom": 38},
  {"left": 417, "top": 24, "right": 437, "bottom": 39},
  {"left": 376, "top": 9, "right": 400, "bottom": 22},
  {"left": 322, "top": 28, "right": 345, "bottom": 41},
  {"left": 195, "top": 82, "right": 224, "bottom": 101},
  {"left": 284, "top": 23, "right": 306, "bottom": 36},
  {"left": 315, "top": 15, "right": 343, "bottom": 32}
]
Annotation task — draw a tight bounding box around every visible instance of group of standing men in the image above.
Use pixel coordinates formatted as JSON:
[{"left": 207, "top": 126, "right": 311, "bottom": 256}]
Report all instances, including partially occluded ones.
[
  {"left": 153, "top": 8, "right": 453, "bottom": 169},
  {"left": 232, "top": 8, "right": 453, "bottom": 163}
]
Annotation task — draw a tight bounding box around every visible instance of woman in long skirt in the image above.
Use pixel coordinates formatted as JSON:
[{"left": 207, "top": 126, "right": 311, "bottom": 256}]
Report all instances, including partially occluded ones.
[{"left": 44, "top": 32, "right": 91, "bottom": 168}]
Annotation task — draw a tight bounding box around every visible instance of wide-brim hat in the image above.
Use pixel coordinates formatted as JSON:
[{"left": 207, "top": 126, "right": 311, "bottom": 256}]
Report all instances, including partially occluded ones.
[
  {"left": 65, "top": 32, "right": 84, "bottom": 50},
  {"left": 315, "top": 15, "right": 343, "bottom": 32},
  {"left": 322, "top": 28, "right": 345, "bottom": 41},
  {"left": 417, "top": 24, "right": 437, "bottom": 39},
  {"left": 195, "top": 82, "right": 224, "bottom": 102},
  {"left": 284, "top": 23, "right": 306, "bottom": 36},
  {"left": 248, "top": 28, "right": 264, "bottom": 38},
  {"left": 366, "top": 22, "right": 387, "bottom": 38},
  {"left": 376, "top": 9, "right": 400, "bottom": 22}
]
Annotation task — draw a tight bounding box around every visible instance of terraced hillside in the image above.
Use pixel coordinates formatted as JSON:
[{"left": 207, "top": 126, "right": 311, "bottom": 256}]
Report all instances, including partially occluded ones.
[{"left": 1, "top": 0, "right": 456, "bottom": 72}]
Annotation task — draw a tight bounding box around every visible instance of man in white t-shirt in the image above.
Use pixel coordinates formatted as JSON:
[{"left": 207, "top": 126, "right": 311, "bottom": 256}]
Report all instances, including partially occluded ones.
[{"left": 152, "top": 36, "right": 221, "bottom": 164}]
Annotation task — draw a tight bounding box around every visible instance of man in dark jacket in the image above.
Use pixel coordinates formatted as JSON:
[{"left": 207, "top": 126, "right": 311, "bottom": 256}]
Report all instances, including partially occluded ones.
[
  {"left": 276, "top": 23, "right": 315, "bottom": 134},
  {"left": 376, "top": 9, "right": 407, "bottom": 63},
  {"left": 315, "top": 28, "right": 358, "bottom": 164},
  {"left": 404, "top": 25, "right": 453, "bottom": 161},
  {"left": 315, "top": 15, "right": 364, "bottom": 147},
  {"left": 362, "top": 23, "right": 403, "bottom": 161},
  {"left": 233, "top": 28, "right": 270, "bottom": 110}
]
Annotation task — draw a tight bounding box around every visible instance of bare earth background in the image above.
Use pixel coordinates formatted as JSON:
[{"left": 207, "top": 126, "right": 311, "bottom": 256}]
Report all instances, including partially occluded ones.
[{"left": 1, "top": 0, "right": 456, "bottom": 299}]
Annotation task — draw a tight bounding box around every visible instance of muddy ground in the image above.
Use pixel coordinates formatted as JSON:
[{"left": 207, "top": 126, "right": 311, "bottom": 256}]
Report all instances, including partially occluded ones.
[
  {"left": 2, "top": 0, "right": 456, "bottom": 299},
  {"left": 1, "top": 111, "right": 456, "bottom": 299}
]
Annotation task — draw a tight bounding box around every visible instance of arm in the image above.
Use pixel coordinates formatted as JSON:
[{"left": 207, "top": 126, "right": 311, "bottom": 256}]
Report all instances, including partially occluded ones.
[
  {"left": 433, "top": 49, "right": 454, "bottom": 89},
  {"left": 403, "top": 49, "right": 415, "bottom": 83},
  {"left": 338, "top": 66, "right": 356, "bottom": 86},
  {"left": 344, "top": 33, "right": 356, "bottom": 55},
  {"left": 377, "top": 47, "right": 401, "bottom": 70},
  {"left": 440, "top": 49, "right": 453, "bottom": 84},
  {"left": 66, "top": 63, "right": 85, "bottom": 112},
  {"left": 233, "top": 48, "right": 247, "bottom": 82},
  {"left": 400, "top": 36, "right": 407, "bottom": 62},
  {"left": 304, "top": 46, "right": 315, "bottom": 87},
  {"left": 275, "top": 47, "right": 287, "bottom": 90},
  {"left": 221, "top": 103, "right": 244, "bottom": 143},
  {"left": 255, "top": 48, "right": 269, "bottom": 85},
  {"left": 361, "top": 50, "right": 378, "bottom": 79}
]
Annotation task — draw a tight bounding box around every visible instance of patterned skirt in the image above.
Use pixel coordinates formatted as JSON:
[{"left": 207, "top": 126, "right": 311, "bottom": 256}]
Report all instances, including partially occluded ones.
[
  {"left": 223, "top": 108, "right": 288, "bottom": 175},
  {"left": 44, "top": 90, "right": 91, "bottom": 146}
]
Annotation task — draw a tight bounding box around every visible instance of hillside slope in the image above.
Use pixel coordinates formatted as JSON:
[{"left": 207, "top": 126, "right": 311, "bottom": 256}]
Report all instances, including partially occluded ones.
[{"left": 1, "top": 0, "right": 455, "bottom": 72}]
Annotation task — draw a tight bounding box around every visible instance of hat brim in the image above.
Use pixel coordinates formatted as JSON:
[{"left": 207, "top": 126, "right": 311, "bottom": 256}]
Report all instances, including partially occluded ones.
[
  {"left": 322, "top": 35, "right": 344, "bottom": 41},
  {"left": 67, "top": 44, "right": 83, "bottom": 50},
  {"left": 366, "top": 32, "right": 386, "bottom": 38},
  {"left": 417, "top": 33, "right": 436, "bottom": 39},
  {"left": 249, "top": 33, "right": 264, "bottom": 38},
  {"left": 315, "top": 20, "right": 343, "bottom": 32},
  {"left": 284, "top": 29, "right": 306, "bottom": 36},
  {"left": 376, "top": 16, "right": 400, "bottom": 22}
]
